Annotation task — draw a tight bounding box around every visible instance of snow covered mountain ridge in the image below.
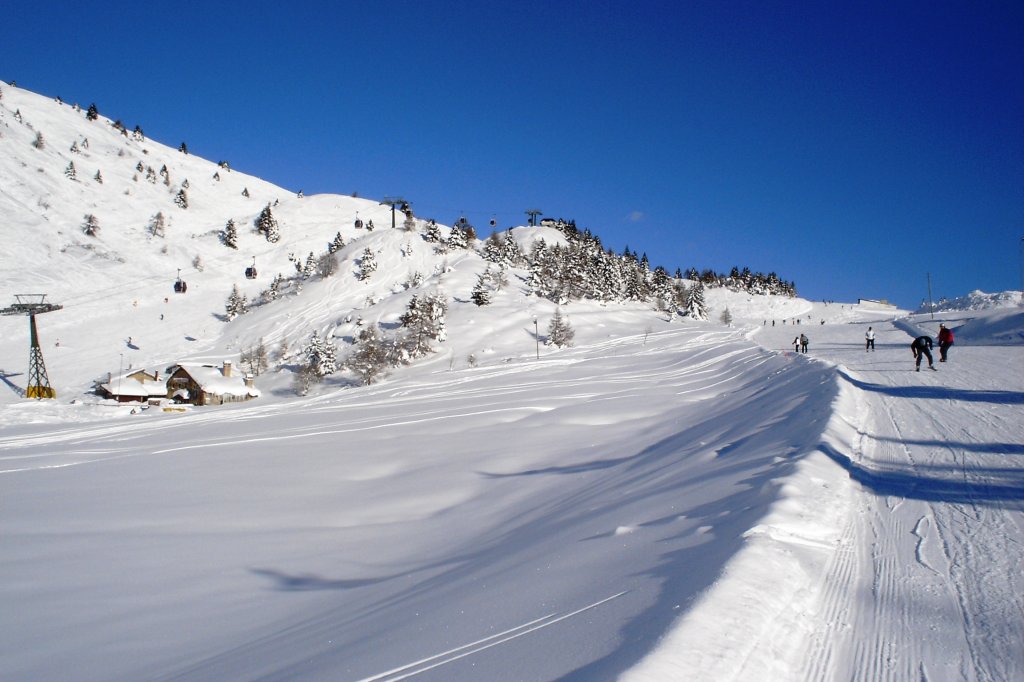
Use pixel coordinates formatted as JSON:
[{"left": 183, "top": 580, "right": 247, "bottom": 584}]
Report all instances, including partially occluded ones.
[{"left": 0, "top": 81, "right": 797, "bottom": 405}]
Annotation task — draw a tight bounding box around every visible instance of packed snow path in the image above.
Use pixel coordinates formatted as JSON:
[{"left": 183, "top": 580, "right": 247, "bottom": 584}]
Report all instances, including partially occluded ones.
[{"left": 628, "top": 310, "right": 1024, "bottom": 681}]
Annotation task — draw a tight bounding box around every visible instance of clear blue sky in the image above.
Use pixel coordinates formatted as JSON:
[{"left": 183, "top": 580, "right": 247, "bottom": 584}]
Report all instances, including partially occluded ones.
[{"left": 4, "top": 0, "right": 1022, "bottom": 309}]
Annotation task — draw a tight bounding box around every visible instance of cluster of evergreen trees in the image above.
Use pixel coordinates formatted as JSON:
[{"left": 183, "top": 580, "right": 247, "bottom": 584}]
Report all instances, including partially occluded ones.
[{"left": 477, "top": 222, "right": 794, "bottom": 316}]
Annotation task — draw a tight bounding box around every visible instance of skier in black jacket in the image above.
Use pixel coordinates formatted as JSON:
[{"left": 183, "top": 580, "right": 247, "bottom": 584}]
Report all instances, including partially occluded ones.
[{"left": 911, "top": 335, "right": 936, "bottom": 371}]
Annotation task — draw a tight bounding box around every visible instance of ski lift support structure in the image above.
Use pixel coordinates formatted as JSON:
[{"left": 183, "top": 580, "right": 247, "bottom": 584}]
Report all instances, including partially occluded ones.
[
  {"left": 0, "top": 294, "right": 63, "bottom": 399},
  {"left": 381, "top": 196, "right": 410, "bottom": 230},
  {"left": 525, "top": 209, "right": 543, "bottom": 227}
]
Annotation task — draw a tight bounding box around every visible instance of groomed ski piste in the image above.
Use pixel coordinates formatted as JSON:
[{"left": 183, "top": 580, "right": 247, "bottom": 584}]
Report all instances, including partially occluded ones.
[
  {"left": 3, "top": 302, "right": 1022, "bottom": 681},
  {"left": 1, "top": 83, "right": 1022, "bottom": 680}
]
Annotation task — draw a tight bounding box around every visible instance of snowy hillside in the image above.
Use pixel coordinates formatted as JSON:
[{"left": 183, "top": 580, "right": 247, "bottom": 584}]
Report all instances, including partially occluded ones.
[{"left": 2, "top": 83, "right": 1023, "bottom": 681}]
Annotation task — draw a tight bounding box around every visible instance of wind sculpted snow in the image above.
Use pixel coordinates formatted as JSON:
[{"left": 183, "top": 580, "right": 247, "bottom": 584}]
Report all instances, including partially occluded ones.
[{"left": 2, "top": 83, "right": 1023, "bottom": 681}]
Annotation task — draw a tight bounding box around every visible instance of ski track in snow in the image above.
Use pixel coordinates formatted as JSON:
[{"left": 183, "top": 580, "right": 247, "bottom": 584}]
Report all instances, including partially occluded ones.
[{"left": 797, "top": 332, "right": 1024, "bottom": 682}]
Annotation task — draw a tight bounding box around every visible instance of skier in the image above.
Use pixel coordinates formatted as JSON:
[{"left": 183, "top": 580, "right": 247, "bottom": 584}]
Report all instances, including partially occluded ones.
[
  {"left": 937, "top": 323, "right": 954, "bottom": 362},
  {"left": 911, "top": 335, "right": 937, "bottom": 371},
  {"left": 799, "top": 333, "right": 809, "bottom": 353},
  {"left": 865, "top": 326, "right": 875, "bottom": 352}
]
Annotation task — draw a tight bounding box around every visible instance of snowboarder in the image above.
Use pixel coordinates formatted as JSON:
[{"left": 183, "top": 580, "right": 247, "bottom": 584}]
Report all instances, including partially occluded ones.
[
  {"left": 865, "top": 327, "right": 875, "bottom": 351},
  {"left": 937, "top": 323, "right": 954, "bottom": 362},
  {"left": 799, "top": 333, "right": 809, "bottom": 353},
  {"left": 911, "top": 335, "right": 936, "bottom": 371}
]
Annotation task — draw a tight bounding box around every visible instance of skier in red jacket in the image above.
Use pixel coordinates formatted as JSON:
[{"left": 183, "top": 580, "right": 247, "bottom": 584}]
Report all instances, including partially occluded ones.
[{"left": 937, "top": 323, "right": 954, "bottom": 362}]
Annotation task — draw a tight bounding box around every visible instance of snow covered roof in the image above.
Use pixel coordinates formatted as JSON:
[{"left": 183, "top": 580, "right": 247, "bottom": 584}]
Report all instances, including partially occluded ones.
[
  {"left": 100, "top": 371, "right": 167, "bottom": 398},
  {"left": 168, "top": 364, "right": 261, "bottom": 398}
]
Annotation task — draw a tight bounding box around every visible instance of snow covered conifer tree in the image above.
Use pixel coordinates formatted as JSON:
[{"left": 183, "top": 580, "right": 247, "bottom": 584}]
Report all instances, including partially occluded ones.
[
  {"left": 82, "top": 213, "right": 100, "bottom": 237},
  {"left": 399, "top": 293, "right": 448, "bottom": 357},
  {"left": 64, "top": 161, "right": 76, "bottom": 180},
  {"left": 174, "top": 188, "right": 188, "bottom": 209},
  {"left": 32, "top": 131, "right": 44, "bottom": 149},
  {"left": 720, "top": 307, "right": 733, "bottom": 326},
  {"left": 684, "top": 280, "right": 709, "bottom": 320},
  {"left": 546, "top": 308, "right": 575, "bottom": 347},
  {"left": 86, "top": 103, "right": 98, "bottom": 121},
  {"left": 255, "top": 204, "right": 279, "bottom": 242},
  {"left": 347, "top": 327, "right": 390, "bottom": 385},
  {"left": 446, "top": 225, "right": 468, "bottom": 251},
  {"left": 304, "top": 330, "right": 338, "bottom": 378},
  {"left": 500, "top": 231, "right": 524, "bottom": 267},
  {"left": 482, "top": 233, "right": 504, "bottom": 263},
  {"left": 300, "top": 252, "right": 315, "bottom": 279},
  {"left": 424, "top": 221, "right": 442, "bottom": 243},
  {"left": 225, "top": 284, "right": 249, "bottom": 320},
  {"left": 328, "top": 231, "right": 345, "bottom": 253},
  {"left": 222, "top": 219, "right": 238, "bottom": 249},
  {"left": 94, "top": 169, "right": 103, "bottom": 184},
  {"left": 471, "top": 272, "right": 492, "bottom": 306},
  {"left": 359, "top": 247, "right": 377, "bottom": 281}
]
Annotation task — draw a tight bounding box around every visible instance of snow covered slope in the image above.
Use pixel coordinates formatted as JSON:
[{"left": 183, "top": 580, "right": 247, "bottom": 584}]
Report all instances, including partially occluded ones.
[{"left": 2, "top": 83, "right": 1022, "bottom": 681}]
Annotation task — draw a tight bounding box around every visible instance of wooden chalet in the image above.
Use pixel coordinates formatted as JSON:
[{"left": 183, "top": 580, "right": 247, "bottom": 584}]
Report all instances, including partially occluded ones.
[{"left": 165, "top": 361, "right": 259, "bottom": 406}]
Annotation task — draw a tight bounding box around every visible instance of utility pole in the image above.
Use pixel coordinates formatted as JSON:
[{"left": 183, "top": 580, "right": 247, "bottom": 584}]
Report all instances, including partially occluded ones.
[
  {"left": 382, "top": 196, "right": 409, "bottom": 230},
  {"left": 525, "top": 209, "right": 543, "bottom": 227},
  {"left": 1, "top": 294, "right": 63, "bottom": 399}
]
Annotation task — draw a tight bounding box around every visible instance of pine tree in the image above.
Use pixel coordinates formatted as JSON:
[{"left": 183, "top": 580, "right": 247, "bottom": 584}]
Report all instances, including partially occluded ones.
[
  {"left": 720, "top": 307, "right": 733, "bottom": 326},
  {"left": 64, "top": 161, "right": 76, "bottom": 180},
  {"left": 304, "top": 330, "right": 337, "bottom": 377},
  {"left": 82, "top": 214, "right": 100, "bottom": 237},
  {"left": 302, "top": 252, "right": 316, "bottom": 279},
  {"left": 94, "top": 169, "right": 103, "bottom": 184},
  {"left": 684, "top": 281, "right": 709, "bottom": 320},
  {"left": 225, "top": 284, "right": 249, "bottom": 320},
  {"left": 174, "top": 188, "right": 188, "bottom": 209},
  {"left": 149, "top": 212, "right": 166, "bottom": 238},
  {"left": 500, "top": 231, "right": 524, "bottom": 267},
  {"left": 242, "top": 187, "right": 250, "bottom": 198},
  {"left": 32, "top": 131, "right": 44, "bottom": 149},
  {"left": 471, "top": 272, "right": 492, "bottom": 306},
  {"left": 347, "top": 327, "right": 391, "bottom": 385},
  {"left": 359, "top": 247, "right": 377, "bottom": 280},
  {"left": 255, "top": 204, "right": 279, "bottom": 242},
  {"left": 86, "top": 103, "right": 99, "bottom": 121},
  {"left": 222, "top": 219, "right": 238, "bottom": 249},
  {"left": 179, "top": 142, "right": 188, "bottom": 154},
  {"left": 446, "top": 225, "right": 468, "bottom": 251},
  {"left": 328, "top": 231, "right": 345, "bottom": 253},
  {"left": 546, "top": 308, "right": 575, "bottom": 347},
  {"left": 424, "top": 221, "right": 442, "bottom": 243},
  {"left": 398, "top": 293, "right": 448, "bottom": 358}
]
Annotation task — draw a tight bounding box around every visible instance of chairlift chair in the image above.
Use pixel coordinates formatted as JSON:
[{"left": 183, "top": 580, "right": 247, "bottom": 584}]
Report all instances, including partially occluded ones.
[{"left": 245, "top": 257, "right": 257, "bottom": 279}]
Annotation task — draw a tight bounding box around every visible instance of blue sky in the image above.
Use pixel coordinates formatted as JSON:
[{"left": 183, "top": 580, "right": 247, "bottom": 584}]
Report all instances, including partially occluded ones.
[{"left": 4, "top": 0, "right": 1022, "bottom": 309}]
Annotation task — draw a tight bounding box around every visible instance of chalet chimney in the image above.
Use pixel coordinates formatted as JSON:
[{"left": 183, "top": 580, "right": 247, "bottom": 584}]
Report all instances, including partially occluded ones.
[
  {"left": 223, "top": 360, "right": 232, "bottom": 378},
  {"left": 244, "top": 374, "right": 254, "bottom": 389}
]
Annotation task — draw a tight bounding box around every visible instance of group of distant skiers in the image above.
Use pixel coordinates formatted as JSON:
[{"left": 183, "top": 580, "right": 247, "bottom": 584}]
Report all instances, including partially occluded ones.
[{"left": 790, "top": 323, "right": 955, "bottom": 372}]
